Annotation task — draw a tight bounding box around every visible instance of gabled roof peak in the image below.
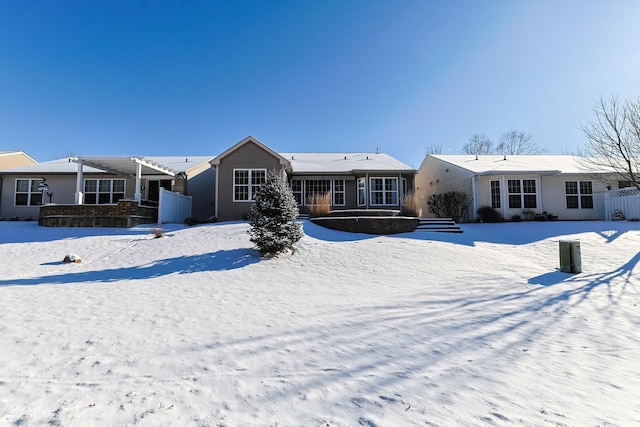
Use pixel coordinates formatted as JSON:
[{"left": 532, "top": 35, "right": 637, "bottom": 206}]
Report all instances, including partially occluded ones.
[{"left": 210, "top": 136, "right": 290, "bottom": 167}]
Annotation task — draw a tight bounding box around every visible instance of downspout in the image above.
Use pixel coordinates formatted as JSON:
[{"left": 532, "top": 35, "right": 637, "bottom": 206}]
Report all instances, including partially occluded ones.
[
  {"left": 214, "top": 164, "right": 219, "bottom": 220},
  {"left": 471, "top": 175, "right": 478, "bottom": 222}
]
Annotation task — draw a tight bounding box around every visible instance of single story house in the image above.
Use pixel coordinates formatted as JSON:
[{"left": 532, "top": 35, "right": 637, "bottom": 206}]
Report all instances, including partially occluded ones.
[
  {"left": 211, "top": 136, "right": 416, "bottom": 221},
  {"left": 416, "top": 154, "right": 623, "bottom": 222},
  {"left": 0, "top": 156, "right": 215, "bottom": 221},
  {"left": 0, "top": 136, "right": 415, "bottom": 225},
  {"left": 0, "top": 151, "right": 37, "bottom": 170}
]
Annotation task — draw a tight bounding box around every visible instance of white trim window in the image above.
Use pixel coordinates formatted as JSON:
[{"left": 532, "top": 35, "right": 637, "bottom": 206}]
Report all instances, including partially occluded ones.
[
  {"left": 508, "top": 179, "right": 536, "bottom": 209},
  {"left": 490, "top": 180, "right": 501, "bottom": 209},
  {"left": 333, "top": 179, "right": 345, "bottom": 205},
  {"left": 291, "top": 179, "right": 303, "bottom": 205},
  {"left": 233, "top": 169, "right": 266, "bottom": 201},
  {"left": 370, "top": 177, "right": 398, "bottom": 206},
  {"left": 84, "top": 179, "right": 125, "bottom": 204},
  {"left": 565, "top": 181, "right": 593, "bottom": 209},
  {"left": 304, "top": 179, "right": 331, "bottom": 205},
  {"left": 15, "top": 178, "right": 43, "bottom": 206},
  {"left": 357, "top": 177, "right": 366, "bottom": 206},
  {"left": 296, "top": 179, "right": 346, "bottom": 206}
]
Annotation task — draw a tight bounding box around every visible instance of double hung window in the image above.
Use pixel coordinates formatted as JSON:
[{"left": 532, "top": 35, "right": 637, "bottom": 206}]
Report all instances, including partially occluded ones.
[
  {"left": 370, "top": 177, "right": 398, "bottom": 205},
  {"left": 15, "top": 179, "right": 43, "bottom": 206},
  {"left": 233, "top": 169, "right": 266, "bottom": 201},
  {"left": 508, "top": 179, "right": 536, "bottom": 209},
  {"left": 357, "top": 178, "right": 366, "bottom": 206},
  {"left": 565, "top": 181, "right": 593, "bottom": 209},
  {"left": 490, "top": 180, "right": 501, "bottom": 209},
  {"left": 293, "top": 179, "right": 346, "bottom": 206},
  {"left": 291, "top": 179, "right": 303, "bottom": 205},
  {"left": 84, "top": 179, "right": 125, "bottom": 204}
]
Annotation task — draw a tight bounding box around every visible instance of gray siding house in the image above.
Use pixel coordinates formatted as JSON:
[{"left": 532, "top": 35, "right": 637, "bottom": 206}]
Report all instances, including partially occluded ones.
[
  {"left": 0, "top": 136, "right": 415, "bottom": 224},
  {"left": 0, "top": 156, "right": 215, "bottom": 221},
  {"left": 416, "top": 154, "right": 621, "bottom": 222},
  {"left": 211, "top": 136, "right": 416, "bottom": 222}
]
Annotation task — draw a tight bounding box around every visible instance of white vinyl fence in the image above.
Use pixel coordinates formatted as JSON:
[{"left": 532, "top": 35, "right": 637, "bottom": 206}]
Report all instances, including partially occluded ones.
[
  {"left": 604, "top": 187, "right": 640, "bottom": 221},
  {"left": 158, "top": 188, "right": 192, "bottom": 225}
]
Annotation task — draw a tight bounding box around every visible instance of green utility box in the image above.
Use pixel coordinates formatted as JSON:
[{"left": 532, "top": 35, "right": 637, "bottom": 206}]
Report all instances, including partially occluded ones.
[{"left": 559, "top": 240, "right": 582, "bottom": 273}]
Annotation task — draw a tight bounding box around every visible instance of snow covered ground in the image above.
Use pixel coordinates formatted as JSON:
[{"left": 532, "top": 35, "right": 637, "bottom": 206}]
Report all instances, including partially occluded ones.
[{"left": 0, "top": 220, "right": 639, "bottom": 426}]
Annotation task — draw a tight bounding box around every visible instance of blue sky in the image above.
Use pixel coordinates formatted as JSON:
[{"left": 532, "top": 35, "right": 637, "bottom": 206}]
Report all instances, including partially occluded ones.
[{"left": 1, "top": 1, "right": 640, "bottom": 167}]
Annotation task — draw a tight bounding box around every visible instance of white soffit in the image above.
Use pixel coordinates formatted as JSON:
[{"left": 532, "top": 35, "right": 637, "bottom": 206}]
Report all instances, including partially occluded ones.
[{"left": 73, "top": 157, "right": 178, "bottom": 177}]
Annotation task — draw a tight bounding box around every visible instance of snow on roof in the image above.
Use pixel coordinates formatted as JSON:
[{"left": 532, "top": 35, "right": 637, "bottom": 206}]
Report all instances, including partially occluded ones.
[
  {"left": 0, "top": 151, "right": 412, "bottom": 175},
  {"left": 281, "top": 152, "right": 415, "bottom": 173},
  {"left": 0, "top": 156, "right": 214, "bottom": 175},
  {"left": 0, "top": 158, "right": 105, "bottom": 174},
  {"left": 429, "top": 154, "right": 610, "bottom": 175}
]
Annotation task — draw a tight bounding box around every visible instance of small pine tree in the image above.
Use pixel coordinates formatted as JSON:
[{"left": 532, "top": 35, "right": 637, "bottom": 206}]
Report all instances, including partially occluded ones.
[{"left": 248, "top": 169, "right": 303, "bottom": 256}]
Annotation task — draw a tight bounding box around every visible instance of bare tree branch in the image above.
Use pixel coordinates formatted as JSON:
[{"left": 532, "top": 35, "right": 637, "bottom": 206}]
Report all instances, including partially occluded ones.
[
  {"left": 462, "top": 134, "right": 494, "bottom": 155},
  {"left": 496, "top": 130, "right": 545, "bottom": 155},
  {"left": 580, "top": 94, "right": 640, "bottom": 189},
  {"left": 424, "top": 141, "right": 443, "bottom": 155}
]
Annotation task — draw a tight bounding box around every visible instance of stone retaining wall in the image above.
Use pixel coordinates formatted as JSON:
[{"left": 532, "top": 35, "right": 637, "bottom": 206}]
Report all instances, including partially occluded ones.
[
  {"left": 39, "top": 200, "right": 158, "bottom": 228},
  {"left": 310, "top": 216, "right": 420, "bottom": 234}
]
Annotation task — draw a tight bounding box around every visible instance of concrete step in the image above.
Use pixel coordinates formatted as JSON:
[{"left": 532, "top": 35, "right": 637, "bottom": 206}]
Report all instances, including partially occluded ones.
[{"left": 415, "top": 217, "right": 463, "bottom": 233}]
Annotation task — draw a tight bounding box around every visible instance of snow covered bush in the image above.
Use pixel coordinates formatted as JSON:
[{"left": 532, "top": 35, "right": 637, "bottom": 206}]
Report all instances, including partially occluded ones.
[
  {"left": 248, "top": 170, "right": 303, "bottom": 256},
  {"left": 151, "top": 227, "right": 165, "bottom": 238},
  {"left": 612, "top": 209, "right": 626, "bottom": 221},
  {"left": 427, "top": 191, "right": 470, "bottom": 222}
]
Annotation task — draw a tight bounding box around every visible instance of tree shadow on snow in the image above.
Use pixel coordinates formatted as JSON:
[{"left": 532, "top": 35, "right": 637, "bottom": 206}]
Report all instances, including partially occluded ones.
[
  {"left": 304, "top": 220, "right": 640, "bottom": 246},
  {"left": 0, "top": 248, "right": 259, "bottom": 287},
  {"left": 394, "top": 221, "right": 639, "bottom": 246},
  {"left": 185, "top": 250, "right": 640, "bottom": 416},
  {"left": 529, "top": 252, "right": 640, "bottom": 299},
  {"left": 0, "top": 221, "right": 187, "bottom": 244}
]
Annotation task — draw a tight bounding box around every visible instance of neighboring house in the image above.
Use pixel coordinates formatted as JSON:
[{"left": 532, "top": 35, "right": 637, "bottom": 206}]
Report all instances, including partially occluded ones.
[
  {"left": 0, "top": 156, "right": 214, "bottom": 221},
  {"left": 416, "top": 154, "right": 622, "bottom": 222},
  {"left": 211, "top": 136, "right": 416, "bottom": 221},
  {"left": 0, "top": 137, "right": 415, "bottom": 224},
  {"left": 0, "top": 151, "right": 37, "bottom": 170}
]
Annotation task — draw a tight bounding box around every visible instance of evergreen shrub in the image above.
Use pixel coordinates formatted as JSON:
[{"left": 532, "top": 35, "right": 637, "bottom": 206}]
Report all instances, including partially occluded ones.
[
  {"left": 477, "top": 205, "right": 503, "bottom": 223},
  {"left": 248, "top": 170, "right": 303, "bottom": 256}
]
